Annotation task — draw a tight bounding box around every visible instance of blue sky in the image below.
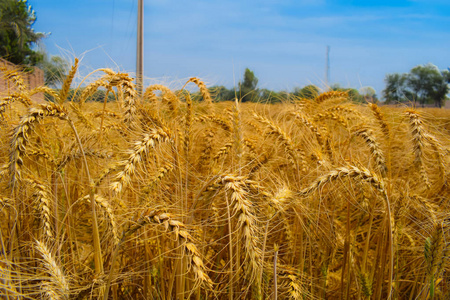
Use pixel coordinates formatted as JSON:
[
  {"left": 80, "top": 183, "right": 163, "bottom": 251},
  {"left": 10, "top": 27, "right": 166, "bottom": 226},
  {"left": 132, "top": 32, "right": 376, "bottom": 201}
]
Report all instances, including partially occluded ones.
[{"left": 30, "top": 0, "right": 450, "bottom": 97}]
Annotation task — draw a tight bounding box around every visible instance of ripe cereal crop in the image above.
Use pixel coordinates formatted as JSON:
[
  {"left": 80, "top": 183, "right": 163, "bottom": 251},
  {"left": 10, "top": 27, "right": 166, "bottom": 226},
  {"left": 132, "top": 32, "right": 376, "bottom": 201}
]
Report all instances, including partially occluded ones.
[{"left": 0, "top": 63, "right": 449, "bottom": 299}]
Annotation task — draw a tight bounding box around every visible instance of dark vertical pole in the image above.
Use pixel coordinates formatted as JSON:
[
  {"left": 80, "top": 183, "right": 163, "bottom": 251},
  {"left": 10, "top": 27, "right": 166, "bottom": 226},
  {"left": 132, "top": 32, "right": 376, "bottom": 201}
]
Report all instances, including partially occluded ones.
[{"left": 137, "top": 0, "right": 144, "bottom": 98}]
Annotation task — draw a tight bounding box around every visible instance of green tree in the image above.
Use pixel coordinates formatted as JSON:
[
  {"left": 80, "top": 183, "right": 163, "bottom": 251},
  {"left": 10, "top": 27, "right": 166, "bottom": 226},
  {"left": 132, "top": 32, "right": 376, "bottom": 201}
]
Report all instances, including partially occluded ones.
[
  {"left": 37, "top": 54, "right": 69, "bottom": 87},
  {"left": 238, "top": 68, "right": 258, "bottom": 102},
  {"left": 408, "top": 64, "right": 449, "bottom": 107},
  {"left": 382, "top": 73, "right": 409, "bottom": 104},
  {"left": 0, "top": 0, "right": 45, "bottom": 65},
  {"left": 331, "top": 84, "right": 364, "bottom": 103},
  {"left": 208, "top": 85, "right": 235, "bottom": 101},
  {"left": 259, "top": 88, "right": 280, "bottom": 103},
  {"left": 383, "top": 64, "right": 449, "bottom": 107},
  {"left": 359, "top": 86, "right": 379, "bottom": 103},
  {"left": 293, "top": 84, "right": 319, "bottom": 99}
]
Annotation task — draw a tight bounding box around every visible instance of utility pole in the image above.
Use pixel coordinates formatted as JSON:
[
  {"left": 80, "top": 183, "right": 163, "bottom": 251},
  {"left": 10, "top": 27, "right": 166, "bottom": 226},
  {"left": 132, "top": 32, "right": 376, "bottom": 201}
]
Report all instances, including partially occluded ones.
[
  {"left": 136, "top": 0, "right": 144, "bottom": 98},
  {"left": 325, "top": 46, "right": 330, "bottom": 88}
]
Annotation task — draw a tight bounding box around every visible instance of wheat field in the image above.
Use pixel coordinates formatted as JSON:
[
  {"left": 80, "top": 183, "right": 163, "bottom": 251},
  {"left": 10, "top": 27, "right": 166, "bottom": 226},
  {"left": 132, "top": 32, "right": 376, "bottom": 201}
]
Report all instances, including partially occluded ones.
[{"left": 0, "top": 61, "right": 449, "bottom": 299}]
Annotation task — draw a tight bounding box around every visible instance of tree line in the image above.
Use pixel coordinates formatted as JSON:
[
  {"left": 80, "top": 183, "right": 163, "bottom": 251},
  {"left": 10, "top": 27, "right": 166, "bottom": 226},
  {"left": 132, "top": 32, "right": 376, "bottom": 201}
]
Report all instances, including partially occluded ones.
[
  {"left": 196, "top": 68, "right": 377, "bottom": 104},
  {"left": 202, "top": 66, "right": 450, "bottom": 107},
  {"left": 383, "top": 64, "right": 450, "bottom": 107}
]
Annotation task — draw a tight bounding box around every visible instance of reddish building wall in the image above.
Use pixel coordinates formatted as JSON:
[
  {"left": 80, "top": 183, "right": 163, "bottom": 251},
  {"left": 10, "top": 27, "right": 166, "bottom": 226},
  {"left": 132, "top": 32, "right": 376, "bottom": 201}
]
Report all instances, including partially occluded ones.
[{"left": 0, "top": 58, "right": 45, "bottom": 103}]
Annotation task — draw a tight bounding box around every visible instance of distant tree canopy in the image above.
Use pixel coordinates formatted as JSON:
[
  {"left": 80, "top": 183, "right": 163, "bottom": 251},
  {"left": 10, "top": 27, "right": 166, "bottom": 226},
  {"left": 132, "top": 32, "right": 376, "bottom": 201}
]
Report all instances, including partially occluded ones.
[
  {"left": 37, "top": 54, "right": 69, "bottom": 88},
  {"left": 192, "top": 68, "right": 372, "bottom": 104},
  {"left": 293, "top": 85, "right": 320, "bottom": 99},
  {"left": 207, "top": 85, "right": 235, "bottom": 102},
  {"left": 0, "top": 0, "right": 45, "bottom": 65},
  {"left": 383, "top": 64, "right": 450, "bottom": 107},
  {"left": 238, "top": 68, "right": 259, "bottom": 102},
  {"left": 330, "top": 84, "right": 367, "bottom": 103},
  {"left": 0, "top": 0, "right": 71, "bottom": 87},
  {"left": 359, "top": 86, "right": 379, "bottom": 103}
]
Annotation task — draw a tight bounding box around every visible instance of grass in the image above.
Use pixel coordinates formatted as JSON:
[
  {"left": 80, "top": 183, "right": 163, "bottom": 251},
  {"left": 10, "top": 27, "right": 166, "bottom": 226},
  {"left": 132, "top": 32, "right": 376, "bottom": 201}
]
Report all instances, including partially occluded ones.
[{"left": 0, "top": 64, "right": 449, "bottom": 299}]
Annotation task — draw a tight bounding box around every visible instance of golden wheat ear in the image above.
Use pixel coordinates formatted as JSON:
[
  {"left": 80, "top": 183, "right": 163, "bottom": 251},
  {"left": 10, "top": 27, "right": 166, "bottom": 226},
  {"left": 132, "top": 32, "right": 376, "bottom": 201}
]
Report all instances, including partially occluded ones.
[
  {"left": 144, "top": 84, "right": 174, "bottom": 104},
  {"left": 123, "top": 210, "right": 213, "bottom": 287},
  {"left": 110, "top": 127, "right": 170, "bottom": 194},
  {"left": 28, "top": 178, "right": 54, "bottom": 241},
  {"left": 353, "top": 127, "right": 387, "bottom": 177},
  {"left": 9, "top": 103, "right": 69, "bottom": 187},
  {"left": 368, "top": 103, "right": 390, "bottom": 138},
  {"left": 314, "top": 90, "right": 348, "bottom": 104},
  {"left": 221, "top": 175, "right": 262, "bottom": 284},
  {"left": 0, "top": 66, "right": 27, "bottom": 91},
  {"left": 35, "top": 240, "right": 70, "bottom": 299},
  {"left": 0, "top": 94, "right": 32, "bottom": 117},
  {"left": 58, "top": 58, "right": 79, "bottom": 104},
  {"left": 253, "top": 112, "right": 305, "bottom": 171},
  {"left": 78, "top": 194, "right": 120, "bottom": 245},
  {"left": 299, "top": 165, "right": 386, "bottom": 197},
  {"left": 186, "top": 77, "right": 213, "bottom": 105},
  {"left": 405, "top": 109, "right": 431, "bottom": 188}
]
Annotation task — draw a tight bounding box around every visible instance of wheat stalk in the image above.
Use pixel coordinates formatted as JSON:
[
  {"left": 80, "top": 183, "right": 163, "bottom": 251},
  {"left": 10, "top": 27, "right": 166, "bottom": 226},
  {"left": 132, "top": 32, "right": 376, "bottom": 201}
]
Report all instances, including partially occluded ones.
[
  {"left": 284, "top": 274, "right": 303, "bottom": 299},
  {"left": 144, "top": 84, "right": 175, "bottom": 104},
  {"left": 300, "top": 165, "right": 394, "bottom": 298},
  {"left": 423, "top": 132, "right": 447, "bottom": 185},
  {"left": 29, "top": 85, "right": 59, "bottom": 100},
  {"left": 277, "top": 266, "right": 304, "bottom": 300},
  {"left": 424, "top": 222, "right": 446, "bottom": 299},
  {"left": 358, "top": 272, "right": 373, "bottom": 298},
  {"left": 118, "top": 74, "right": 137, "bottom": 125},
  {"left": 314, "top": 91, "right": 348, "bottom": 104},
  {"left": 405, "top": 110, "right": 430, "bottom": 188},
  {"left": 253, "top": 112, "right": 301, "bottom": 170},
  {"left": 91, "top": 109, "right": 121, "bottom": 119},
  {"left": 196, "top": 114, "right": 233, "bottom": 132},
  {"left": 69, "top": 102, "right": 94, "bottom": 129},
  {"left": 232, "top": 99, "right": 244, "bottom": 169},
  {"left": 80, "top": 194, "right": 120, "bottom": 245},
  {"left": 313, "top": 111, "right": 349, "bottom": 129},
  {"left": 0, "top": 66, "right": 26, "bottom": 92},
  {"left": 186, "top": 77, "right": 213, "bottom": 105},
  {"left": 368, "top": 103, "right": 390, "bottom": 138},
  {"left": 0, "top": 93, "right": 32, "bottom": 116},
  {"left": 184, "top": 92, "right": 193, "bottom": 157},
  {"left": 141, "top": 163, "right": 174, "bottom": 193},
  {"left": 326, "top": 104, "right": 362, "bottom": 118},
  {"left": 35, "top": 240, "right": 70, "bottom": 300},
  {"left": 353, "top": 127, "right": 387, "bottom": 177},
  {"left": 221, "top": 175, "right": 261, "bottom": 284},
  {"left": 292, "top": 111, "right": 324, "bottom": 145},
  {"left": 9, "top": 103, "right": 69, "bottom": 186},
  {"left": 79, "top": 78, "right": 108, "bottom": 106},
  {"left": 299, "top": 165, "right": 386, "bottom": 196},
  {"left": 112, "top": 210, "right": 213, "bottom": 290},
  {"left": 58, "top": 58, "right": 79, "bottom": 104},
  {"left": 110, "top": 128, "right": 170, "bottom": 194},
  {"left": 28, "top": 179, "right": 54, "bottom": 241},
  {"left": 198, "top": 130, "right": 215, "bottom": 170},
  {"left": 213, "top": 140, "right": 233, "bottom": 162}
]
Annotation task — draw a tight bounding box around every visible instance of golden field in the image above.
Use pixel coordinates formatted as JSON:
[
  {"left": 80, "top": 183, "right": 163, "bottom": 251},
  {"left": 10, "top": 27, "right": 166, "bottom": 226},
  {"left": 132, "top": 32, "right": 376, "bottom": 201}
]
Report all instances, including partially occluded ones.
[{"left": 0, "top": 61, "right": 450, "bottom": 299}]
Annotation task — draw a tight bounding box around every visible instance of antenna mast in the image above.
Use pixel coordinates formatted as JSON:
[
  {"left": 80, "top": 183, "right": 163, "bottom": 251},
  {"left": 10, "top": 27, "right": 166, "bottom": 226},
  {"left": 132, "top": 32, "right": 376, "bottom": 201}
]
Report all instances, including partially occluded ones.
[{"left": 136, "top": 0, "right": 144, "bottom": 98}]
